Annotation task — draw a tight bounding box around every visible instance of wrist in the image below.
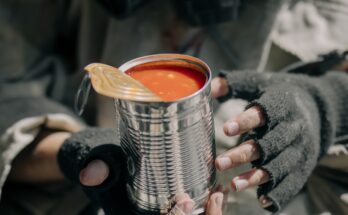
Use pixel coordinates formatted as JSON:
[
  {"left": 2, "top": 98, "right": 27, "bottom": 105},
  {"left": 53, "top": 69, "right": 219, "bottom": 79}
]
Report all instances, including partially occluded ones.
[{"left": 9, "top": 130, "right": 71, "bottom": 183}]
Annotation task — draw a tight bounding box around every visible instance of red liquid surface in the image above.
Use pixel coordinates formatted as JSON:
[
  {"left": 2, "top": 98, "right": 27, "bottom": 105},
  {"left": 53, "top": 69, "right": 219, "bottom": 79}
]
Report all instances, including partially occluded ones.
[{"left": 126, "top": 65, "right": 206, "bottom": 101}]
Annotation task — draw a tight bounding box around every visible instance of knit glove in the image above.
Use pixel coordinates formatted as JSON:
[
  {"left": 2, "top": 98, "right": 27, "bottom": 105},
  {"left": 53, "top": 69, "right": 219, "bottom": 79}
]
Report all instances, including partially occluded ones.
[
  {"left": 219, "top": 71, "right": 348, "bottom": 212},
  {"left": 57, "top": 128, "right": 131, "bottom": 214}
]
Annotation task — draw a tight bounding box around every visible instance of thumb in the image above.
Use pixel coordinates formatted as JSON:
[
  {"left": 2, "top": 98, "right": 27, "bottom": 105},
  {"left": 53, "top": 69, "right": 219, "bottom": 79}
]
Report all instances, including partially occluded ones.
[
  {"left": 221, "top": 71, "right": 273, "bottom": 101},
  {"left": 168, "top": 193, "right": 195, "bottom": 215},
  {"left": 211, "top": 77, "right": 229, "bottom": 98},
  {"left": 206, "top": 192, "right": 224, "bottom": 215},
  {"left": 79, "top": 159, "right": 109, "bottom": 186}
]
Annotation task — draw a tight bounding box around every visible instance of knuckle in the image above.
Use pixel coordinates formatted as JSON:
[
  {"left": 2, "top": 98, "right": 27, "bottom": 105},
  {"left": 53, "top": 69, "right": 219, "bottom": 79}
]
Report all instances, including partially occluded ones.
[
  {"left": 238, "top": 150, "right": 249, "bottom": 163},
  {"left": 238, "top": 116, "right": 251, "bottom": 129},
  {"left": 249, "top": 140, "right": 261, "bottom": 160},
  {"left": 253, "top": 170, "right": 267, "bottom": 184}
]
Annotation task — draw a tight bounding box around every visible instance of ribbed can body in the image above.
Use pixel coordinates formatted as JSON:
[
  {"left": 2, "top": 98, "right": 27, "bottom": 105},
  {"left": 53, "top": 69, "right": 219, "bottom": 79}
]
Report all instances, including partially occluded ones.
[{"left": 116, "top": 54, "right": 216, "bottom": 214}]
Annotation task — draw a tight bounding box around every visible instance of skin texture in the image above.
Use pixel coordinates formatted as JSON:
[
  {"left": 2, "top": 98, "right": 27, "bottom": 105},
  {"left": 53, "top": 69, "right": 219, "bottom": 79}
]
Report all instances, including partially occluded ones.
[
  {"left": 9, "top": 130, "right": 69, "bottom": 183},
  {"left": 335, "top": 60, "right": 348, "bottom": 72},
  {"left": 212, "top": 77, "right": 271, "bottom": 207}
]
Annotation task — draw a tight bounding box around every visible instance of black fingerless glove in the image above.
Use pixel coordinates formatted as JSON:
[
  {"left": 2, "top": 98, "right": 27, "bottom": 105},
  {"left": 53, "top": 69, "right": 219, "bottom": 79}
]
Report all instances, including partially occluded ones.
[
  {"left": 57, "top": 127, "right": 130, "bottom": 214},
  {"left": 220, "top": 71, "right": 348, "bottom": 212}
]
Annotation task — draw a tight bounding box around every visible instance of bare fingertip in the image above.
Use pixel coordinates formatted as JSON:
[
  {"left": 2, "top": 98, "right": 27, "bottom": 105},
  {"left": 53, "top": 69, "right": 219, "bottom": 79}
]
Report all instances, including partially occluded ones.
[
  {"left": 224, "top": 121, "right": 239, "bottom": 136},
  {"left": 175, "top": 193, "right": 190, "bottom": 201},
  {"left": 79, "top": 160, "right": 109, "bottom": 186},
  {"left": 79, "top": 168, "right": 87, "bottom": 184},
  {"left": 177, "top": 200, "right": 195, "bottom": 214},
  {"left": 230, "top": 179, "right": 237, "bottom": 192},
  {"left": 212, "top": 192, "right": 224, "bottom": 208},
  {"left": 259, "top": 195, "right": 273, "bottom": 208},
  {"left": 215, "top": 156, "right": 232, "bottom": 171},
  {"left": 232, "top": 177, "right": 249, "bottom": 192}
]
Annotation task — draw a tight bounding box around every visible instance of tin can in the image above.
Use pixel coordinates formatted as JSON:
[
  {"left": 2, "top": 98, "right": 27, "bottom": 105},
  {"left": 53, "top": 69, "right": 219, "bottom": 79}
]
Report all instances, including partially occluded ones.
[{"left": 116, "top": 54, "right": 216, "bottom": 214}]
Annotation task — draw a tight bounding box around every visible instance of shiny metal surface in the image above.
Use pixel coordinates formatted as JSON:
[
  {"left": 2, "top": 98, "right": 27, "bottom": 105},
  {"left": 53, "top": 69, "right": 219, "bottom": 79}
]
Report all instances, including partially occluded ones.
[{"left": 116, "top": 54, "right": 216, "bottom": 214}]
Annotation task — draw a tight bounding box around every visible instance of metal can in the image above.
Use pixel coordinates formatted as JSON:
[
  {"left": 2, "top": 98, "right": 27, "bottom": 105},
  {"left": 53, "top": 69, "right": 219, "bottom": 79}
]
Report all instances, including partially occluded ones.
[{"left": 116, "top": 54, "right": 216, "bottom": 214}]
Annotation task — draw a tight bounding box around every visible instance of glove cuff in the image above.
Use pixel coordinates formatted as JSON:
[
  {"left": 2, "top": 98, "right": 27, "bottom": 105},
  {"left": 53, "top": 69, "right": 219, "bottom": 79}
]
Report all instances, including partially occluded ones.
[
  {"left": 57, "top": 127, "right": 124, "bottom": 188},
  {"left": 321, "top": 72, "right": 348, "bottom": 139}
]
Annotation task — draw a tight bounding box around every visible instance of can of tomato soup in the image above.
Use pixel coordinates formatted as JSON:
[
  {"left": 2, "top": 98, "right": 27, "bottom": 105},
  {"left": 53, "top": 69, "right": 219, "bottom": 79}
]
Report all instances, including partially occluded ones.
[{"left": 116, "top": 54, "right": 216, "bottom": 214}]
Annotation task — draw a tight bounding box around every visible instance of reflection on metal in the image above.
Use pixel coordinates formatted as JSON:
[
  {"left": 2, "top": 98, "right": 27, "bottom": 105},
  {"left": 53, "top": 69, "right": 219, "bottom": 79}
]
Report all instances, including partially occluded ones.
[
  {"left": 75, "top": 74, "right": 91, "bottom": 116},
  {"left": 86, "top": 54, "right": 216, "bottom": 214},
  {"left": 118, "top": 54, "right": 216, "bottom": 214}
]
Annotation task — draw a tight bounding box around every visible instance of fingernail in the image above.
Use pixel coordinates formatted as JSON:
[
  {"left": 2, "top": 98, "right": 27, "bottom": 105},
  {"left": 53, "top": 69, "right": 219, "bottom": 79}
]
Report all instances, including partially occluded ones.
[
  {"left": 214, "top": 192, "right": 224, "bottom": 208},
  {"left": 259, "top": 195, "right": 273, "bottom": 208},
  {"left": 233, "top": 177, "right": 249, "bottom": 191},
  {"left": 225, "top": 121, "right": 239, "bottom": 136},
  {"left": 177, "top": 201, "right": 195, "bottom": 214},
  {"left": 216, "top": 157, "right": 232, "bottom": 171},
  {"left": 175, "top": 193, "right": 190, "bottom": 201},
  {"left": 79, "top": 160, "right": 109, "bottom": 186}
]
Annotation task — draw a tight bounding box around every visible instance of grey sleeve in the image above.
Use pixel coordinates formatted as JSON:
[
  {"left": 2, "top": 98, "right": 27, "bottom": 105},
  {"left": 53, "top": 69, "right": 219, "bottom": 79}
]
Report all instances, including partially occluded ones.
[
  {"left": 0, "top": 0, "right": 82, "bottom": 135},
  {"left": 0, "top": 97, "right": 80, "bottom": 135},
  {"left": 0, "top": 1, "right": 86, "bottom": 204}
]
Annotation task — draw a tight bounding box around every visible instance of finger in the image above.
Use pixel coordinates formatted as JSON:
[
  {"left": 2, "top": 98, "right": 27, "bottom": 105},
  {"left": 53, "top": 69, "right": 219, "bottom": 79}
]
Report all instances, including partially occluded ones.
[
  {"left": 231, "top": 168, "right": 270, "bottom": 192},
  {"left": 258, "top": 141, "right": 306, "bottom": 190},
  {"left": 211, "top": 77, "right": 229, "bottom": 98},
  {"left": 233, "top": 140, "right": 306, "bottom": 192},
  {"left": 206, "top": 192, "right": 224, "bottom": 215},
  {"left": 224, "top": 106, "right": 265, "bottom": 136},
  {"left": 259, "top": 195, "right": 273, "bottom": 209},
  {"left": 257, "top": 169, "right": 305, "bottom": 212},
  {"left": 79, "top": 159, "right": 109, "bottom": 186},
  {"left": 253, "top": 120, "right": 302, "bottom": 165},
  {"left": 249, "top": 83, "right": 309, "bottom": 130},
  {"left": 169, "top": 194, "right": 195, "bottom": 215},
  {"left": 221, "top": 71, "right": 274, "bottom": 101},
  {"left": 257, "top": 139, "right": 319, "bottom": 212},
  {"left": 335, "top": 60, "right": 348, "bottom": 72},
  {"left": 216, "top": 139, "right": 260, "bottom": 171}
]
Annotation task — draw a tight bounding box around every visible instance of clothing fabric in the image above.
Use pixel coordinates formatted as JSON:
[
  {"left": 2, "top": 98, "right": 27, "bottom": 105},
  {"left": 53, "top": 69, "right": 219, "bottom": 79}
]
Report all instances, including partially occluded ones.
[
  {"left": 0, "top": 0, "right": 347, "bottom": 214},
  {"left": 222, "top": 70, "right": 348, "bottom": 212}
]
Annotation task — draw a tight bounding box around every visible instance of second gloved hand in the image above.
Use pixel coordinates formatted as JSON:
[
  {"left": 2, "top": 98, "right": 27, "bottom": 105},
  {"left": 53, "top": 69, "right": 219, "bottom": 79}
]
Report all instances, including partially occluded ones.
[{"left": 212, "top": 71, "right": 348, "bottom": 212}]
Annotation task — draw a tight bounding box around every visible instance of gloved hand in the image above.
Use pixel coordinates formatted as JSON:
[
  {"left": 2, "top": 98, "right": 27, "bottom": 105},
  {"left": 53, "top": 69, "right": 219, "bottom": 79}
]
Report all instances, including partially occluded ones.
[
  {"left": 57, "top": 128, "right": 224, "bottom": 214},
  {"left": 57, "top": 127, "right": 130, "bottom": 214},
  {"left": 212, "top": 71, "right": 348, "bottom": 212}
]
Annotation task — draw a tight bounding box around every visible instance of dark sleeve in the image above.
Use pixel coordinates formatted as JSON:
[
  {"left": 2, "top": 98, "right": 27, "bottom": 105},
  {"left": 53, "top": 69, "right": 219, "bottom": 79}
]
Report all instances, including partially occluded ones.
[
  {"left": 95, "top": 0, "right": 151, "bottom": 18},
  {"left": 0, "top": 0, "right": 81, "bottom": 134}
]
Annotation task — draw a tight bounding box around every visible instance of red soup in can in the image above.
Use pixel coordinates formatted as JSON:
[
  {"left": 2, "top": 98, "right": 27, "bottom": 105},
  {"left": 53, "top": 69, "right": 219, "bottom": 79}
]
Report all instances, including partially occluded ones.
[{"left": 125, "top": 63, "right": 206, "bottom": 101}]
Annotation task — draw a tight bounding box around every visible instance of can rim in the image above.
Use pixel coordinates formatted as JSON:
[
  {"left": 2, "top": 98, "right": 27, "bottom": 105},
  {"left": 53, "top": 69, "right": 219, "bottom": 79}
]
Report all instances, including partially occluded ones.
[{"left": 118, "top": 53, "right": 212, "bottom": 104}]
